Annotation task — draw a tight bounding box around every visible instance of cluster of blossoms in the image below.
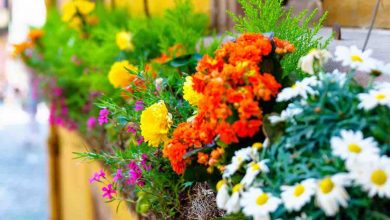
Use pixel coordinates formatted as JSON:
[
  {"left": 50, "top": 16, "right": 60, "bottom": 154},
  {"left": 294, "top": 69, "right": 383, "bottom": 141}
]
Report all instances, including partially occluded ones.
[
  {"left": 61, "top": 0, "right": 98, "bottom": 30},
  {"left": 163, "top": 33, "right": 294, "bottom": 174},
  {"left": 226, "top": 46, "right": 389, "bottom": 218},
  {"left": 116, "top": 31, "right": 134, "bottom": 52},
  {"left": 89, "top": 154, "right": 152, "bottom": 200},
  {"left": 13, "top": 29, "right": 44, "bottom": 59}
]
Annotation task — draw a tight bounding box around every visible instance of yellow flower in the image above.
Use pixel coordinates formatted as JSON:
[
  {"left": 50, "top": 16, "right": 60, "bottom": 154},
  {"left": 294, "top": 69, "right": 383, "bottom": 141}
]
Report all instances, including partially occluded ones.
[
  {"left": 108, "top": 60, "right": 138, "bottom": 88},
  {"left": 116, "top": 31, "right": 134, "bottom": 51},
  {"left": 183, "top": 76, "right": 203, "bottom": 106},
  {"left": 62, "top": 0, "right": 95, "bottom": 22},
  {"left": 140, "top": 101, "right": 172, "bottom": 147}
]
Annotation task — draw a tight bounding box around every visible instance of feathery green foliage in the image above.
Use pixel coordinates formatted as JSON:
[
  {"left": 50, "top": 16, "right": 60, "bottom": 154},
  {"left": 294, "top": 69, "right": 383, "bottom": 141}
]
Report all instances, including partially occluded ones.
[{"left": 230, "top": 0, "right": 332, "bottom": 78}]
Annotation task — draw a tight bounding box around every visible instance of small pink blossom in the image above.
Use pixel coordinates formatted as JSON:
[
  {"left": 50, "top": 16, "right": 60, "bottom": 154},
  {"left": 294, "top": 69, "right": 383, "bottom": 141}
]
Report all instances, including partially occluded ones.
[
  {"left": 134, "top": 100, "right": 144, "bottom": 111},
  {"left": 137, "top": 136, "right": 144, "bottom": 145},
  {"left": 113, "top": 169, "right": 123, "bottom": 182},
  {"left": 126, "top": 123, "right": 137, "bottom": 134},
  {"left": 98, "top": 108, "right": 109, "bottom": 125},
  {"left": 87, "top": 117, "right": 97, "bottom": 129},
  {"left": 102, "top": 184, "right": 116, "bottom": 199},
  {"left": 89, "top": 169, "right": 106, "bottom": 183}
]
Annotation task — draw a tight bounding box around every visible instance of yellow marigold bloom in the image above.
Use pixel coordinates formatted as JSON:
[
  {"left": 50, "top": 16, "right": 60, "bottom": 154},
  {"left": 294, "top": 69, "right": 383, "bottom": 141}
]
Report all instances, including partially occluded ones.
[
  {"left": 140, "top": 101, "right": 172, "bottom": 147},
  {"left": 108, "top": 60, "right": 138, "bottom": 88},
  {"left": 183, "top": 76, "right": 203, "bottom": 106},
  {"left": 62, "top": 0, "right": 95, "bottom": 22},
  {"left": 116, "top": 31, "right": 134, "bottom": 51}
]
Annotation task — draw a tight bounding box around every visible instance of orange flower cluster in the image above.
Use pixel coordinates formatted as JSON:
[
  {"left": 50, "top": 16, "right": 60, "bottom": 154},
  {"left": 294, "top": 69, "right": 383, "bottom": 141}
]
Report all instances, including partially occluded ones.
[
  {"left": 163, "top": 33, "right": 294, "bottom": 174},
  {"left": 13, "top": 29, "right": 44, "bottom": 57}
]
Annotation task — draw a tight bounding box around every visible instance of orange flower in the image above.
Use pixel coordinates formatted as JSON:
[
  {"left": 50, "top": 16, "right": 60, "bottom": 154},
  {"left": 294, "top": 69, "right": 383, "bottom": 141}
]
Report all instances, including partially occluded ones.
[
  {"left": 13, "top": 42, "right": 32, "bottom": 57},
  {"left": 274, "top": 37, "right": 295, "bottom": 54},
  {"left": 28, "top": 29, "right": 44, "bottom": 43},
  {"left": 164, "top": 33, "right": 293, "bottom": 174}
]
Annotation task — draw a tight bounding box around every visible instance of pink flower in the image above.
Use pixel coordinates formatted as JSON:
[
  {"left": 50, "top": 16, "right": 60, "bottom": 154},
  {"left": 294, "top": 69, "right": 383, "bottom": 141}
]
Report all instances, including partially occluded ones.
[
  {"left": 137, "top": 136, "right": 144, "bottom": 145},
  {"left": 141, "top": 154, "right": 151, "bottom": 171},
  {"left": 127, "top": 161, "right": 143, "bottom": 185},
  {"left": 102, "top": 184, "right": 116, "bottom": 199},
  {"left": 87, "top": 117, "right": 97, "bottom": 129},
  {"left": 113, "top": 169, "right": 123, "bottom": 182},
  {"left": 89, "top": 169, "right": 106, "bottom": 184},
  {"left": 98, "top": 108, "right": 109, "bottom": 125},
  {"left": 134, "top": 100, "right": 144, "bottom": 111},
  {"left": 126, "top": 123, "right": 138, "bottom": 134}
]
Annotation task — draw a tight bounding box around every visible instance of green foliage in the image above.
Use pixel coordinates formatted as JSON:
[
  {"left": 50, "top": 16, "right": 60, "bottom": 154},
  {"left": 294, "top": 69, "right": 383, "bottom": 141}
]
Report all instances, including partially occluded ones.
[{"left": 230, "top": 0, "right": 332, "bottom": 78}]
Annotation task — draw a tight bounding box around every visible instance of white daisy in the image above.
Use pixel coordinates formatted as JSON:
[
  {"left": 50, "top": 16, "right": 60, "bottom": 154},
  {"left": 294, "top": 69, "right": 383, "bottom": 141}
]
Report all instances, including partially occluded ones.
[
  {"left": 241, "top": 160, "right": 269, "bottom": 186},
  {"left": 276, "top": 76, "right": 319, "bottom": 102},
  {"left": 330, "top": 130, "right": 379, "bottom": 163},
  {"left": 216, "top": 179, "right": 230, "bottom": 209},
  {"left": 225, "top": 183, "right": 244, "bottom": 213},
  {"left": 223, "top": 148, "right": 252, "bottom": 178},
  {"left": 374, "top": 82, "right": 390, "bottom": 90},
  {"left": 334, "top": 45, "right": 373, "bottom": 71},
  {"left": 315, "top": 173, "right": 351, "bottom": 217},
  {"left": 269, "top": 104, "right": 303, "bottom": 124},
  {"left": 358, "top": 88, "right": 390, "bottom": 110},
  {"left": 366, "top": 59, "right": 390, "bottom": 76},
  {"left": 318, "top": 70, "right": 347, "bottom": 86},
  {"left": 352, "top": 156, "right": 390, "bottom": 198},
  {"left": 299, "top": 49, "right": 332, "bottom": 75},
  {"left": 281, "top": 179, "right": 316, "bottom": 212},
  {"left": 240, "top": 188, "right": 281, "bottom": 220}
]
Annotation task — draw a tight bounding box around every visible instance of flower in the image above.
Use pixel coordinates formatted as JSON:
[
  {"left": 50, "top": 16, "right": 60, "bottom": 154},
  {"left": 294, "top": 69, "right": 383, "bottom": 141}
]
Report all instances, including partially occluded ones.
[
  {"left": 140, "top": 101, "right": 172, "bottom": 147},
  {"left": 366, "top": 59, "right": 390, "bottom": 77},
  {"left": 276, "top": 76, "right": 318, "bottom": 102},
  {"left": 116, "top": 31, "right": 134, "bottom": 51},
  {"left": 155, "top": 78, "right": 163, "bottom": 92},
  {"left": 183, "top": 76, "right": 203, "bottom": 106},
  {"left": 113, "top": 169, "right": 123, "bottom": 182},
  {"left": 89, "top": 169, "right": 105, "bottom": 183},
  {"left": 358, "top": 88, "right": 390, "bottom": 110},
  {"left": 223, "top": 148, "right": 253, "bottom": 178},
  {"left": 298, "top": 49, "right": 331, "bottom": 75},
  {"left": 269, "top": 104, "right": 303, "bottom": 124},
  {"left": 225, "top": 183, "right": 243, "bottom": 213},
  {"left": 240, "top": 188, "right": 281, "bottom": 220},
  {"left": 126, "top": 123, "right": 138, "bottom": 134},
  {"left": 140, "top": 154, "right": 151, "bottom": 171},
  {"left": 102, "top": 184, "right": 116, "bottom": 199},
  {"left": 281, "top": 179, "right": 316, "bottom": 212},
  {"left": 330, "top": 130, "right": 379, "bottom": 163},
  {"left": 334, "top": 46, "right": 373, "bottom": 71},
  {"left": 315, "top": 174, "right": 351, "bottom": 216},
  {"left": 352, "top": 156, "right": 390, "bottom": 198},
  {"left": 62, "top": 0, "right": 95, "bottom": 22},
  {"left": 137, "top": 136, "right": 144, "bottom": 145},
  {"left": 134, "top": 100, "right": 144, "bottom": 111},
  {"left": 108, "top": 60, "right": 138, "bottom": 88},
  {"left": 216, "top": 179, "right": 230, "bottom": 209},
  {"left": 87, "top": 117, "right": 96, "bottom": 129},
  {"left": 240, "top": 160, "right": 269, "bottom": 186},
  {"left": 98, "top": 108, "right": 109, "bottom": 125}
]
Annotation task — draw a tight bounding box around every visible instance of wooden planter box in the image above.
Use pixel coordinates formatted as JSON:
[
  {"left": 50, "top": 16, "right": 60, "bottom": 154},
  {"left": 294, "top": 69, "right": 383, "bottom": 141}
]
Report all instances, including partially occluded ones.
[
  {"left": 323, "top": 0, "right": 390, "bottom": 28},
  {"left": 48, "top": 126, "right": 137, "bottom": 220}
]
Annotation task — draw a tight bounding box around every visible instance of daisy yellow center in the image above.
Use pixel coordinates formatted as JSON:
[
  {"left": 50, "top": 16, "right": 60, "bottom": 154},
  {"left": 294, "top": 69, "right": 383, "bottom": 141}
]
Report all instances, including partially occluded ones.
[
  {"left": 371, "top": 169, "right": 387, "bottom": 186},
  {"left": 251, "top": 163, "right": 261, "bottom": 171},
  {"left": 375, "top": 93, "right": 386, "bottom": 101},
  {"left": 252, "top": 142, "right": 263, "bottom": 150},
  {"left": 237, "top": 156, "right": 243, "bottom": 163},
  {"left": 348, "top": 143, "right": 362, "bottom": 154},
  {"left": 216, "top": 180, "right": 226, "bottom": 191},
  {"left": 351, "top": 55, "right": 363, "bottom": 62},
  {"left": 292, "top": 84, "right": 298, "bottom": 89},
  {"left": 232, "top": 184, "right": 243, "bottom": 193},
  {"left": 256, "top": 193, "right": 269, "bottom": 206},
  {"left": 319, "top": 177, "right": 334, "bottom": 194},
  {"left": 293, "top": 184, "right": 305, "bottom": 197}
]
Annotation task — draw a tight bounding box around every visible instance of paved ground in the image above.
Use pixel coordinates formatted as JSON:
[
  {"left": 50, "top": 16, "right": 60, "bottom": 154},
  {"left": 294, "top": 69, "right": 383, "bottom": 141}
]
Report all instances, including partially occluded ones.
[{"left": 0, "top": 105, "right": 49, "bottom": 219}]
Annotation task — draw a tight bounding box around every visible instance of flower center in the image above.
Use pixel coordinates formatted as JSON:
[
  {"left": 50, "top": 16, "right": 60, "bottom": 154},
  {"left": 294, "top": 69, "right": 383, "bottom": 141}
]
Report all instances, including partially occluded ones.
[
  {"left": 292, "top": 84, "right": 298, "bottom": 89},
  {"left": 351, "top": 55, "right": 363, "bottom": 62},
  {"left": 252, "top": 142, "right": 263, "bottom": 150},
  {"left": 293, "top": 184, "right": 305, "bottom": 197},
  {"left": 319, "top": 177, "right": 334, "bottom": 194},
  {"left": 216, "top": 180, "right": 226, "bottom": 191},
  {"left": 371, "top": 169, "right": 387, "bottom": 186},
  {"left": 251, "top": 163, "right": 261, "bottom": 171},
  {"left": 232, "top": 184, "right": 243, "bottom": 193},
  {"left": 375, "top": 93, "right": 386, "bottom": 101},
  {"left": 348, "top": 143, "right": 362, "bottom": 154},
  {"left": 256, "top": 193, "right": 269, "bottom": 206}
]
